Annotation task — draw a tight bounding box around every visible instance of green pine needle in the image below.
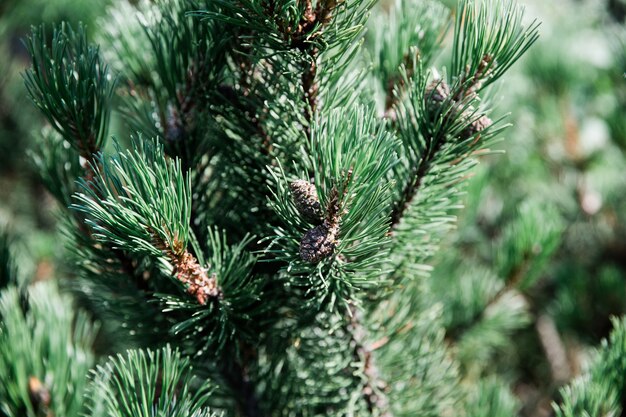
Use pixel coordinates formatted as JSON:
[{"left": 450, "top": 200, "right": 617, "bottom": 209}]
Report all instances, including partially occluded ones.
[
  {"left": 87, "top": 346, "right": 216, "bottom": 417},
  {"left": 451, "top": 0, "right": 540, "bottom": 92},
  {"left": 72, "top": 136, "right": 192, "bottom": 259},
  {"left": 554, "top": 316, "right": 626, "bottom": 417},
  {"left": 23, "top": 23, "right": 116, "bottom": 156},
  {"left": 0, "top": 282, "right": 97, "bottom": 417},
  {"left": 268, "top": 104, "right": 397, "bottom": 307}
]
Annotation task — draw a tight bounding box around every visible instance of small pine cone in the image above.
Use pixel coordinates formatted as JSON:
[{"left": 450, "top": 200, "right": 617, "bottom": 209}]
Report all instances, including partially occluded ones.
[
  {"left": 299, "top": 224, "right": 337, "bottom": 263},
  {"left": 461, "top": 114, "right": 492, "bottom": 139},
  {"left": 424, "top": 79, "right": 451, "bottom": 113},
  {"left": 290, "top": 180, "right": 323, "bottom": 223}
]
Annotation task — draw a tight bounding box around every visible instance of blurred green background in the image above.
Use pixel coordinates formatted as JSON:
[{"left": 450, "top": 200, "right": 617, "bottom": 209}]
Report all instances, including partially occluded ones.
[{"left": 0, "top": 0, "right": 625, "bottom": 415}]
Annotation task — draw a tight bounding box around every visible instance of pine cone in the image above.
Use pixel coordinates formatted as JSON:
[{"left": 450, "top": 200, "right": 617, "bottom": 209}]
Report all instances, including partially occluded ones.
[
  {"left": 290, "top": 180, "right": 323, "bottom": 223},
  {"left": 424, "top": 79, "right": 451, "bottom": 113},
  {"left": 461, "top": 114, "right": 492, "bottom": 139},
  {"left": 299, "top": 223, "right": 337, "bottom": 263}
]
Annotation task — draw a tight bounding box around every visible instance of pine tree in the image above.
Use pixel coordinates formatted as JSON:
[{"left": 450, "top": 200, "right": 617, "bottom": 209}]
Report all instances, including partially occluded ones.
[{"left": 3, "top": 0, "right": 626, "bottom": 416}]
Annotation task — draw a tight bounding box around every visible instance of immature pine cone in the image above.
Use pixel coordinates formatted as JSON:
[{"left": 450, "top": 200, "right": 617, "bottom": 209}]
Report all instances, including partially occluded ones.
[
  {"left": 290, "top": 180, "right": 323, "bottom": 223},
  {"left": 424, "top": 79, "right": 451, "bottom": 114},
  {"left": 461, "top": 113, "right": 493, "bottom": 138},
  {"left": 299, "top": 223, "right": 337, "bottom": 263}
]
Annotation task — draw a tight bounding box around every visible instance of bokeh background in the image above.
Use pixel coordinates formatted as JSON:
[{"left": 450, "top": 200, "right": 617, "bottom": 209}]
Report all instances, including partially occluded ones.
[{"left": 0, "top": 0, "right": 625, "bottom": 415}]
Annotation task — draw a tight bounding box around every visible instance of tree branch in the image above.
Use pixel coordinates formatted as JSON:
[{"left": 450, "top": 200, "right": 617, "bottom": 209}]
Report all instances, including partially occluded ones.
[
  {"left": 389, "top": 134, "right": 445, "bottom": 228},
  {"left": 348, "top": 306, "right": 393, "bottom": 417}
]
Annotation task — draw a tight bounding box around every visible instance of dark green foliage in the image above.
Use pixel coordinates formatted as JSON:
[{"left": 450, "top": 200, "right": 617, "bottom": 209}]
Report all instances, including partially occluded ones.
[
  {"left": 370, "top": 297, "right": 461, "bottom": 416},
  {"left": 72, "top": 137, "right": 192, "bottom": 259},
  {"left": 254, "top": 312, "right": 367, "bottom": 415},
  {"left": 30, "top": 129, "right": 83, "bottom": 207},
  {"left": 4, "top": 0, "right": 579, "bottom": 415},
  {"left": 71, "top": 138, "right": 265, "bottom": 355},
  {"left": 268, "top": 105, "right": 397, "bottom": 307},
  {"left": 368, "top": 0, "right": 449, "bottom": 92},
  {"left": 87, "top": 346, "right": 216, "bottom": 417},
  {"left": 161, "top": 228, "right": 265, "bottom": 356},
  {"left": 23, "top": 23, "right": 116, "bottom": 156}
]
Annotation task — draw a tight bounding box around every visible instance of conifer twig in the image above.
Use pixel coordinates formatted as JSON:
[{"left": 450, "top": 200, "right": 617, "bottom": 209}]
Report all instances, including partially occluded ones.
[
  {"left": 389, "top": 132, "right": 446, "bottom": 228},
  {"left": 289, "top": 0, "right": 338, "bottom": 137},
  {"left": 389, "top": 68, "right": 491, "bottom": 228},
  {"left": 348, "top": 306, "right": 393, "bottom": 417}
]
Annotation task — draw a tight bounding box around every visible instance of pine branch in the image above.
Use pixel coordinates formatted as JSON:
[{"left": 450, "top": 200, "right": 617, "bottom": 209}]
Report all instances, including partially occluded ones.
[
  {"left": 389, "top": 120, "right": 447, "bottom": 228},
  {"left": 71, "top": 138, "right": 208, "bottom": 301},
  {"left": 292, "top": 0, "right": 340, "bottom": 132},
  {"left": 389, "top": 80, "right": 477, "bottom": 230},
  {"left": 23, "top": 23, "right": 116, "bottom": 164},
  {"left": 268, "top": 105, "right": 396, "bottom": 305},
  {"left": 348, "top": 306, "right": 392, "bottom": 417},
  {"left": 367, "top": 0, "right": 449, "bottom": 119},
  {"left": 388, "top": 0, "right": 538, "bottom": 230},
  {"left": 142, "top": 0, "right": 224, "bottom": 168},
  {"left": 450, "top": 0, "right": 540, "bottom": 94},
  {"left": 22, "top": 24, "right": 156, "bottom": 350},
  {"left": 72, "top": 142, "right": 267, "bottom": 413}
]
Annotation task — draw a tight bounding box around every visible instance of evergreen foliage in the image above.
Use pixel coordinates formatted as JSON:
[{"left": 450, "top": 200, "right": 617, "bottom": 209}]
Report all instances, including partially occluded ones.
[
  {"left": 1, "top": 0, "right": 625, "bottom": 415},
  {"left": 87, "top": 346, "right": 216, "bottom": 417},
  {"left": 0, "top": 281, "right": 96, "bottom": 417},
  {"left": 23, "top": 23, "right": 116, "bottom": 157},
  {"left": 554, "top": 317, "right": 626, "bottom": 417}
]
